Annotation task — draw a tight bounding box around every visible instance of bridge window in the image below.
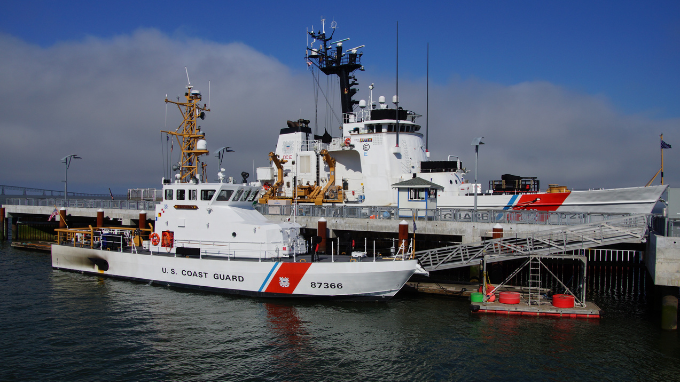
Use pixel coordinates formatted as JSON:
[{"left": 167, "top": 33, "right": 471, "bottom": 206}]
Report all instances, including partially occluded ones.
[
  {"left": 240, "top": 190, "right": 251, "bottom": 201},
  {"left": 189, "top": 190, "right": 197, "bottom": 200},
  {"left": 201, "top": 189, "right": 216, "bottom": 201},
  {"left": 233, "top": 189, "right": 244, "bottom": 201},
  {"left": 216, "top": 189, "right": 234, "bottom": 201},
  {"left": 176, "top": 189, "right": 185, "bottom": 200},
  {"left": 165, "top": 189, "right": 173, "bottom": 200},
  {"left": 247, "top": 190, "right": 259, "bottom": 202}
]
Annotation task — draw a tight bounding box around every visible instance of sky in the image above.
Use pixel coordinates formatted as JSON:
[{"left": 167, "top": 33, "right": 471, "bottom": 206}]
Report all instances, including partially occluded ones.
[{"left": 1, "top": 0, "right": 679, "bottom": 194}]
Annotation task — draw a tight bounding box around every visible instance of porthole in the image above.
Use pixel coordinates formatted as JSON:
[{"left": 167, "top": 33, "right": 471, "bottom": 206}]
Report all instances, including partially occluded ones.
[{"left": 232, "top": 232, "right": 237, "bottom": 237}]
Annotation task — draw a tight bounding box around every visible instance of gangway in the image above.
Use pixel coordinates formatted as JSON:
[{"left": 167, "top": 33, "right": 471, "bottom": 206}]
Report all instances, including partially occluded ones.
[{"left": 416, "top": 214, "right": 649, "bottom": 272}]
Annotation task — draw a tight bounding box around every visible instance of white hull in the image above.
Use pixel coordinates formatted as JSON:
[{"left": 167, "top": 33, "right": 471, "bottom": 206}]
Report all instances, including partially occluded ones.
[
  {"left": 437, "top": 185, "right": 667, "bottom": 214},
  {"left": 51, "top": 245, "right": 420, "bottom": 300}
]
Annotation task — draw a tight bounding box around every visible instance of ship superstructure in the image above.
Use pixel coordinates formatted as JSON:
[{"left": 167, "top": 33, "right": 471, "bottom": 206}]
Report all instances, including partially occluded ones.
[{"left": 257, "top": 20, "right": 471, "bottom": 206}]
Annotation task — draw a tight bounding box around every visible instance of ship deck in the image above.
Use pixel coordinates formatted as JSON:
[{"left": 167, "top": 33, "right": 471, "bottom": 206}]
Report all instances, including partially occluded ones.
[{"left": 54, "top": 242, "right": 408, "bottom": 264}]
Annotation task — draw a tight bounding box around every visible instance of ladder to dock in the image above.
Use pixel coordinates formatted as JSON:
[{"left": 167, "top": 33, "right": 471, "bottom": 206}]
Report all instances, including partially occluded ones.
[{"left": 415, "top": 214, "right": 649, "bottom": 272}]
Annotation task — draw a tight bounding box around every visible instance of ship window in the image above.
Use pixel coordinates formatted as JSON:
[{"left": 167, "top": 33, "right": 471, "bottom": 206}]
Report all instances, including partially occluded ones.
[
  {"left": 409, "top": 188, "right": 426, "bottom": 200},
  {"left": 165, "top": 189, "right": 173, "bottom": 200},
  {"left": 233, "top": 189, "right": 244, "bottom": 201},
  {"left": 216, "top": 189, "right": 234, "bottom": 201},
  {"left": 428, "top": 190, "right": 437, "bottom": 199},
  {"left": 247, "top": 190, "right": 259, "bottom": 202},
  {"left": 176, "top": 189, "right": 186, "bottom": 200},
  {"left": 201, "top": 189, "right": 216, "bottom": 201},
  {"left": 189, "top": 190, "right": 197, "bottom": 200},
  {"left": 239, "top": 190, "right": 251, "bottom": 201},
  {"left": 376, "top": 125, "right": 383, "bottom": 133}
]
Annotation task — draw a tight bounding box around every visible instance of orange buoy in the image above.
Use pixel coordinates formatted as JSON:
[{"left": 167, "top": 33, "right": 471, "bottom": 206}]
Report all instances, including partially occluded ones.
[
  {"left": 499, "top": 291, "right": 520, "bottom": 304},
  {"left": 150, "top": 233, "right": 160, "bottom": 246},
  {"left": 552, "top": 294, "right": 575, "bottom": 308}
]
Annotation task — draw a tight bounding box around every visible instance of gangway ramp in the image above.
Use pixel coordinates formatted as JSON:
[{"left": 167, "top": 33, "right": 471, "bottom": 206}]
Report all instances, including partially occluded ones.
[{"left": 416, "top": 214, "right": 649, "bottom": 272}]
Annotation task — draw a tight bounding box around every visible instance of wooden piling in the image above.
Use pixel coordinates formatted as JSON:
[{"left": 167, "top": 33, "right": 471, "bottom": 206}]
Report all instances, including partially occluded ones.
[
  {"left": 96, "top": 209, "right": 104, "bottom": 228},
  {"left": 317, "top": 217, "right": 327, "bottom": 253}
]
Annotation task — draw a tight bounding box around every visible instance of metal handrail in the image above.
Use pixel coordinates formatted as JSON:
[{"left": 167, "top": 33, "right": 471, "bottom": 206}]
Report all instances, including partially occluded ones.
[
  {"left": 4, "top": 198, "right": 157, "bottom": 210},
  {"left": 415, "top": 214, "right": 649, "bottom": 272},
  {"left": 256, "top": 204, "right": 630, "bottom": 226}
]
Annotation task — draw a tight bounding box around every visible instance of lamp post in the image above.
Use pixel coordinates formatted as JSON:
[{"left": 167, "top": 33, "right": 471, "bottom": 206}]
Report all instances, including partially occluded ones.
[
  {"left": 61, "top": 154, "right": 81, "bottom": 206},
  {"left": 471, "top": 137, "right": 484, "bottom": 220}
]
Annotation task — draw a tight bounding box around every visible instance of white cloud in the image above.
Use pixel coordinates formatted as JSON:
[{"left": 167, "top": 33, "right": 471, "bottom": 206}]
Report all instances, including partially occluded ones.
[{"left": 0, "top": 30, "right": 677, "bottom": 195}]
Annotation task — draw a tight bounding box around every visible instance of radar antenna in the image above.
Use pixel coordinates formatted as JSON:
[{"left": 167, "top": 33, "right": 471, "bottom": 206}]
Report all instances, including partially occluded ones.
[{"left": 307, "top": 20, "right": 363, "bottom": 115}]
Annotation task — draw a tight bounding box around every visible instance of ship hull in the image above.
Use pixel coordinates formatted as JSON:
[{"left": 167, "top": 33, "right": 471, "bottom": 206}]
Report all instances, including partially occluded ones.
[
  {"left": 51, "top": 245, "right": 419, "bottom": 300},
  {"left": 437, "top": 185, "right": 666, "bottom": 214}
]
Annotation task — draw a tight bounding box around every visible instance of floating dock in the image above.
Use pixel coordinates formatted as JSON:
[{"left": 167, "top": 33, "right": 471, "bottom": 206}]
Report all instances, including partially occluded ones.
[
  {"left": 471, "top": 300, "right": 602, "bottom": 318},
  {"left": 10, "top": 241, "right": 52, "bottom": 252}
]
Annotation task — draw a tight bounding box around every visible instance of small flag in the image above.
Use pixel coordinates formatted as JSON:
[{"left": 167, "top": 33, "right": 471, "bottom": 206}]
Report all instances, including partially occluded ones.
[
  {"left": 48, "top": 208, "right": 58, "bottom": 221},
  {"left": 661, "top": 140, "right": 672, "bottom": 149}
]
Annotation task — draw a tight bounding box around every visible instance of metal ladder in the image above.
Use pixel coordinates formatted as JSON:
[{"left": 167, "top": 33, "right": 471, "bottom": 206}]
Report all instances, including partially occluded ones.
[{"left": 528, "top": 257, "right": 541, "bottom": 305}]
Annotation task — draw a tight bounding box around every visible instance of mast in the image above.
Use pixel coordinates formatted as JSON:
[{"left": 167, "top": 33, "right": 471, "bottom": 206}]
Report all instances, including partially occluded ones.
[
  {"left": 307, "top": 20, "right": 363, "bottom": 115},
  {"left": 163, "top": 83, "right": 211, "bottom": 183}
]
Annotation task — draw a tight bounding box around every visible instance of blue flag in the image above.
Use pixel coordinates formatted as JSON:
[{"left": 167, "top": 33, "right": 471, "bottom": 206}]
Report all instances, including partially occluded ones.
[{"left": 661, "top": 140, "right": 672, "bottom": 149}]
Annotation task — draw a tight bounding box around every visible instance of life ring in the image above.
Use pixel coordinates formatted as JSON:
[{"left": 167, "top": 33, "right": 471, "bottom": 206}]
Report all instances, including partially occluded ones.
[
  {"left": 150, "top": 233, "right": 160, "bottom": 246},
  {"left": 299, "top": 259, "right": 306, "bottom": 262},
  {"left": 345, "top": 138, "right": 351, "bottom": 146}
]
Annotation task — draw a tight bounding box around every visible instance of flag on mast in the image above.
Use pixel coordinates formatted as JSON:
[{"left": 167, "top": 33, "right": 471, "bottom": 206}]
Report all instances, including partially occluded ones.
[{"left": 661, "top": 140, "right": 672, "bottom": 149}]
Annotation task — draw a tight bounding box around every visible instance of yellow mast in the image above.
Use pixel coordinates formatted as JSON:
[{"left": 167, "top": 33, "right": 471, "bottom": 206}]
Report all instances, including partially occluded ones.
[{"left": 163, "top": 84, "right": 210, "bottom": 183}]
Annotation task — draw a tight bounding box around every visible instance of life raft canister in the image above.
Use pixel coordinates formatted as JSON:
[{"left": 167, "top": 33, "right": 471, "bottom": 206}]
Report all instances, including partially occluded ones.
[
  {"left": 150, "top": 233, "right": 160, "bottom": 246},
  {"left": 161, "top": 230, "right": 174, "bottom": 248}
]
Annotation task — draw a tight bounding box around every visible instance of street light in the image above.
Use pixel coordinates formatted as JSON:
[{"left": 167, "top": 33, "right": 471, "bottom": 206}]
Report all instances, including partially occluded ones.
[
  {"left": 471, "top": 137, "right": 484, "bottom": 219},
  {"left": 61, "top": 154, "right": 81, "bottom": 205}
]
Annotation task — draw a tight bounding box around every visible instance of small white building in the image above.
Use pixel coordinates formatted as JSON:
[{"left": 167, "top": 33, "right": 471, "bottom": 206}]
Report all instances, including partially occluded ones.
[{"left": 392, "top": 176, "right": 444, "bottom": 217}]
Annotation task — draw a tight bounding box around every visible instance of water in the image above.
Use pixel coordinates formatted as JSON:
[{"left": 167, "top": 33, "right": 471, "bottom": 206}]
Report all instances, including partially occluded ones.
[{"left": 1, "top": 242, "right": 679, "bottom": 381}]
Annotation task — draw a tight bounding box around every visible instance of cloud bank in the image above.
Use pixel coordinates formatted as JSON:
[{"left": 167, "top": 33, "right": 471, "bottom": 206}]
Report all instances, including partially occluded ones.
[{"left": 0, "top": 30, "right": 677, "bottom": 194}]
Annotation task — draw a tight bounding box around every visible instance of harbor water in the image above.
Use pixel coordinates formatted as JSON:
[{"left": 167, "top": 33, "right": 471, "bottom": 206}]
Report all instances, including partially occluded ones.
[{"left": 1, "top": 242, "right": 679, "bottom": 381}]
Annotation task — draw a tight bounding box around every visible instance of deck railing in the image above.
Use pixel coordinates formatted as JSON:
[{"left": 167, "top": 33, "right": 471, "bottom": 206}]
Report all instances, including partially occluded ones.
[
  {"left": 256, "top": 204, "right": 631, "bottom": 226},
  {"left": 5, "top": 198, "right": 157, "bottom": 210}
]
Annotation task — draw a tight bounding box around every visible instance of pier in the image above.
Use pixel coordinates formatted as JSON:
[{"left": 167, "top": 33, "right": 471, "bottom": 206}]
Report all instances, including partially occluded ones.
[{"left": 2, "top": 194, "right": 680, "bottom": 326}]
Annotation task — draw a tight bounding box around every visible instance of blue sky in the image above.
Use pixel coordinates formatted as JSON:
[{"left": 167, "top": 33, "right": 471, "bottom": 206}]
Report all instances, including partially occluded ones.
[
  {"left": 4, "top": 1, "right": 678, "bottom": 117},
  {"left": 1, "top": 1, "right": 679, "bottom": 192}
]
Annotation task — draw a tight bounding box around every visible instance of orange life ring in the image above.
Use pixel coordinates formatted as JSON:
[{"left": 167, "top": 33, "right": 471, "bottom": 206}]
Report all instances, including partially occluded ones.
[
  {"left": 150, "top": 233, "right": 160, "bottom": 246},
  {"left": 345, "top": 138, "right": 351, "bottom": 146}
]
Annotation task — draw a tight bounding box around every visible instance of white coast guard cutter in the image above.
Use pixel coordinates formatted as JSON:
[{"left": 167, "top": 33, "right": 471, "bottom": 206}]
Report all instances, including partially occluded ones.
[
  {"left": 51, "top": 77, "right": 425, "bottom": 300},
  {"left": 256, "top": 20, "right": 666, "bottom": 213}
]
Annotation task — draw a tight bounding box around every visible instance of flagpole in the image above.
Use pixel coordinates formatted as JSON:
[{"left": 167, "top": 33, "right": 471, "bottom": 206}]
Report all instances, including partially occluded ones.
[{"left": 661, "top": 134, "right": 664, "bottom": 185}]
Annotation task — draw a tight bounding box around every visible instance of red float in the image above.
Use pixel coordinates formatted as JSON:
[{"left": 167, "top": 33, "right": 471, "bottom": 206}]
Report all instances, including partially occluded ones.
[
  {"left": 499, "top": 291, "right": 521, "bottom": 304},
  {"left": 552, "top": 294, "right": 575, "bottom": 308}
]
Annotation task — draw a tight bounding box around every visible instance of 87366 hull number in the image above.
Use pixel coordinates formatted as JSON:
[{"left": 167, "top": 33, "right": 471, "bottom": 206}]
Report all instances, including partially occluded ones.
[{"left": 311, "top": 282, "right": 342, "bottom": 289}]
